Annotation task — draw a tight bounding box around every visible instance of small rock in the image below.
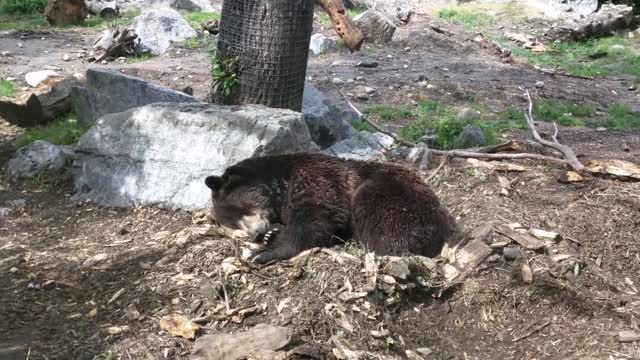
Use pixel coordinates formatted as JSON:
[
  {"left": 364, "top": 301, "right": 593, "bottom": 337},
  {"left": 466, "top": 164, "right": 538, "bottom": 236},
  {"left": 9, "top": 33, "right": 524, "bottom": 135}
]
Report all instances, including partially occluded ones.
[
  {"left": 418, "top": 81, "right": 428, "bottom": 88},
  {"left": 404, "top": 47, "right": 411, "bottom": 52},
  {"left": 426, "top": 84, "right": 435, "bottom": 90},
  {"left": 309, "top": 33, "right": 335, "bottom": 55},
  {"left": 503, "top": 246, "right": 523, "bottom": 261},
  {"left": 8, "top": 140, "right": 70, "bottom": 178},
  {"left": 18, "top": 43, "right": 24, "bottom": 48},
  {"left": 386, "top": 54, "right": 393, "bottom": 59},
  {"left": 629, "top": 85, "right": 637, "bottom": 91},
  {"left": 25, "top": 70, "right": 61, "bottom": 87},
  {"left": 535, "top": 80, "right": 545, "bottom": 88},
  {"left": 454, "top": 124, "right": 486, "bottom": 148},
  {"left": 101, "top": 60, "right": 108, "bottom": 64},
  {"left": 356, "top": 93, "right": 369, "bottom": 100},
  {"left": 1, "top": 51, "right": 12, "bottom": 56},
  {"left": 355, "top": 76, "right": 364, "bottom": 81},
  {"left": 332, "top": 77, "right": 344, "bottom": 85},
  {"left": 364, "top": 86, "right": 375, "bottom": 94},
  {"left": 407, "top": 142, "right": 431, "bottom": 172},
  {"left": 106, "top": 325, "right": 129, "bottom": 335},
  {"left": 356, "top": 61, "right": 378, "bottom": 68},
  {"left": 159, "top": 314, "right": 200, "bottom": 340},
  {"left": 82, "top": 253, "right": 109, "bottom": 267},
  {"left": 611, "top": 44, "right": 625, "bottom": 50},
  {"left": 88, "top": 308, "right": 98, "bottom": 318},
  {"left": 62, "top": 54, "right": 70, "bottom": 61},
  {"left": 596, "top": 127, "right": 607, "bottom": 132},
  {"left": 457, "top": 108, "right": 481, "bottom": 122},
  {"left": 623, "top": 143, "right": 630, "bottom": 152},
  {"left": 221, "top": 257, "right": 240, "bottom": 275},
  {"left": 383, "top": 259, "right": 410, "bottom": 280}
]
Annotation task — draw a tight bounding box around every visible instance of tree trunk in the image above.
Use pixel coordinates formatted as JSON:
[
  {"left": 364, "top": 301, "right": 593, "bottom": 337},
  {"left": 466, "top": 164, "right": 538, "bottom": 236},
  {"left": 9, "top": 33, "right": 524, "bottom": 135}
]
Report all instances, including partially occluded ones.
[
  {"left": 212, "top": 0, "right": 314, "bottom": 112},
  {"left": 315, "top": 0, "right": 364, "bottom": 51}
]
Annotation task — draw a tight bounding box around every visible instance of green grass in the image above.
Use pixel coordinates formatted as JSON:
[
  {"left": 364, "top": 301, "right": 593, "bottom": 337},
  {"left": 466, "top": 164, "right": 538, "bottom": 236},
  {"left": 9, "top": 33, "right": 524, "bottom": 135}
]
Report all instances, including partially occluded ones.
[
  {"left": 605, "top": 103, "right": 640, "bottom": 129},
  {"left": 497, "top": 34, "right": 640, "bottom": 81},
  {"left": 437, "top": 7, "right": 496, "bottom": 31},
  {"left": 364, "top": 104, "right": 413, "bottom": 121},
  {"left": 127, "top": 53, "right": 154, "bottom": 63},
  {"left": 15, "top": 114, "right": 89, "bottom": 148},
  {"left": 0, "top": 79, "right": 17, "bottom": 97},
  {"left": 0, "top": 0, "right": 46, "bottom": 15},
  {"left": 352, "top": 120, "right": 377, "bottom": 132},
  {"left": 399, "top": 100, "right": 497, "bottom": 150},
  {"left": 0, "top": 9, "right": 139, "bottom": 31},
  {"left": 185, "top": 11, "right": 220, "bottom": 29},
  {"left": 0, "top": 13, "right": 48, "bottom": 31}
]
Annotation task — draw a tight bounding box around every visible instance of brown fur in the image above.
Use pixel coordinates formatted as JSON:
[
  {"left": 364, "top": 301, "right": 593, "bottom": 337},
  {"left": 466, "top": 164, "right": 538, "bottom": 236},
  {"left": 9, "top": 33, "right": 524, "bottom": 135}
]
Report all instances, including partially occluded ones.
[{"left": 205, "top": 152, "right": 457, "bottom": 263}]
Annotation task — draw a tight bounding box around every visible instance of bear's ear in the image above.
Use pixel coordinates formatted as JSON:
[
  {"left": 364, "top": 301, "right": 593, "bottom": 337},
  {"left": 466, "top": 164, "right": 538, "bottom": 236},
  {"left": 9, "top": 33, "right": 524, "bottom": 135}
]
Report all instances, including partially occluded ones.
[{"left": 205, "top": 176, "right": 223, "bottom": 192}]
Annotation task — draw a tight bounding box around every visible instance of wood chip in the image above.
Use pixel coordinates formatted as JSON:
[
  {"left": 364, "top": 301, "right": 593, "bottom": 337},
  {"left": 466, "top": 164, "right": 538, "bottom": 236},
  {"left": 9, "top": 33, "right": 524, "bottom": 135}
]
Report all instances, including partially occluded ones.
[
  {"left": 586, "top": 159, "right": 640, "bottom": 181},
  {"left": 528, "top": 228, "right": 561, "bottom": 242},
  {"left": 190, "top": 324, "right": 292, "bottom": 360},
  {"left": 496, "top": 225, "right": 545, "bottom": 250},
  {"left": 159, "top": 314, "right": 200, "bottom": 340},
  {"left": 107, "top": 288, "right": 126, "bottom": 305},
  {"left": 521, "top": 263, "right": 533, "bottom": 284},
  {"left": 618, "top": 330, "right": 640, "bottom": 342}
]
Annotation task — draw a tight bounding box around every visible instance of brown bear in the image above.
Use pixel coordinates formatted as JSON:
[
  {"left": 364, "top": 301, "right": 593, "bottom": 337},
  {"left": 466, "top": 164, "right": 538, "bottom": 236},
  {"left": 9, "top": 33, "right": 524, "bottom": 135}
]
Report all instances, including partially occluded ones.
[{"left": 204, "top": 152, "right": 457, "bottom": 264}]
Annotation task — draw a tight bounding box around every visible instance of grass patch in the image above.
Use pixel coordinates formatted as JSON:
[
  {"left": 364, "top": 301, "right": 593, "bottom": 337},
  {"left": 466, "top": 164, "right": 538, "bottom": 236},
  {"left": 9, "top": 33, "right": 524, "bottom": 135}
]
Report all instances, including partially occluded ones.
[
  {"left": 0, "top": 9, "right": 139, "bottom": 31},
  {"left": 0, "top": 13, "right": 48, "bottom": 31},
  {"left": 127, "top": 53, "right": 154, "bottom": 63},
  {"left": 497, "top": 34, "right": 640, "bottom": 81},
  {"left": 0, "top": 0, "right": 46, "bottom": 15},
  {"left": 185, "top": 11, "right": 220, "bottom": 29},
  {"left": 0, "top": 79, "right": 17, "bottom": 97},
  {"left": 400, "top": 100, "right": 497, "bottom": 150},
  {"left": 352, "top": 121, "right": 377, "bottom": 132},
  {"left": 605, "top": 104, "right": 640, "bottom": 129},
  {"left": 364, "top": 104, "right": 413, "bottom": 121},
  {"left": 437, "top": 7, "right": 495, "bottom": 31},
  {"left": 15, "top": 113, "right": 89, "bottom": 148}
]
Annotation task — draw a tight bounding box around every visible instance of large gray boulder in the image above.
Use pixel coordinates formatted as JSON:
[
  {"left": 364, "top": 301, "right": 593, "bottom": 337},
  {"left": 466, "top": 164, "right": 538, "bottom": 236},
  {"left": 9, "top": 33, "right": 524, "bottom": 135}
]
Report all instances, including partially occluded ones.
[
  {"left": 546, "top": 4, "right": 635, "bottom": 41},
  {"left": 7, "top": 140, "right": 71, "bottom": 178},
  {"left": 322, "top": 131, "right": 394, "bottom": 161},
  {"left": 72, "top": 103, "right": 319, "bottom": 210},
  {"left": 354, "top": 10, "right": 396, "bottom": 44},
  {"left": 133, "top": 7, "right": 197, "bottom": 55},
  {"left": 454, "top": 124, "right": 486, "bottom": 149},
  {"left": 170, "top": 0, "right": 214, "bottom": 12},
  {"left": 71, "top": 68, "right": 198, "bottom": 126},
  {"left": 302, "top": 81, "right": 358, "bottom": 149}
]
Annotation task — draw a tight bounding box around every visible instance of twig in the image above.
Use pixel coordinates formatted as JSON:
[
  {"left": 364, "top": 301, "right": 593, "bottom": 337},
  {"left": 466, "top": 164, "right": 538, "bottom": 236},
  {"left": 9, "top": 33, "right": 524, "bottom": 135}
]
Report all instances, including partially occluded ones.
[
  {"left": 26, "top": 348, "right": 30, "bottom": 360},
  {"left": 524, "top": 90, "right": 586, "bottom": 172},
  {"left": 512, "top": 320, "right": 551, "bottom": 342},
  {"left": 218, "top": 269, "right": 231, "bottom": 312},
  {"left": 430, "top": 148, "right": 568, "bottom": 164},
  {"left": 426, "top": 155, "right": 448, "bottom": 182}
]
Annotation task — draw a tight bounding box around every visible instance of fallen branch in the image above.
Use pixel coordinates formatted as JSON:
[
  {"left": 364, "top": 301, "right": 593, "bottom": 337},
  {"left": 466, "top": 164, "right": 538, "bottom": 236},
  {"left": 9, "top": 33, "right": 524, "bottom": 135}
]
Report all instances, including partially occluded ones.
[
  {"left": 426, "top": 154, "right": 447, "bottom": 182},
  {"left": 523, "top": 90, "right": 586, "bottom": 173},
  {"left": 315, "top": 0, "right": 364, "bottom": 51},
  {"left": 512, "top": 319, "right": 551, "bottom": 342},
  {"left": 92, "top": 24, "right": 138, "bottom": 63}
]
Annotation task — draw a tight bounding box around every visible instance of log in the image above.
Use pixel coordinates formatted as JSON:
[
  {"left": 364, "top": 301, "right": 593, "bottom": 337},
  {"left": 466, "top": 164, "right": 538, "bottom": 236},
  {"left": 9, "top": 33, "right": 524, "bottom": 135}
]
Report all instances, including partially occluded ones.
[
  {"left": 86, "top": 0, "right": 119, "bottom": 19},
  {"left": 353, "top": 9, "right": 396, "bottom": 44},
  {"left": 0, "top": 77, "right": 83, "bottom": 128},
  {"left": 315, "top": 0, "right": 364, "bottom": 51}
]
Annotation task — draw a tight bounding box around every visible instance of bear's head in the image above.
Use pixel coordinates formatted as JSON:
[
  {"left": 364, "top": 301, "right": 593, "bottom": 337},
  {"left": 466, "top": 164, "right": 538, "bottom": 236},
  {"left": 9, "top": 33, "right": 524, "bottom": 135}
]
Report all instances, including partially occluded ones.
[{"left": 204, "top": 165, "right": 278, "bottom": 242}]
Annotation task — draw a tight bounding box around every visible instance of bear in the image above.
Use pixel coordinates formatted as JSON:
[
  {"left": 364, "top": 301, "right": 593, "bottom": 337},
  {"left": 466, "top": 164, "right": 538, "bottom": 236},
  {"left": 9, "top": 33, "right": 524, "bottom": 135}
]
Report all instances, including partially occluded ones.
[{"left": 204, "top": 152, "right": 457, "bottom": 264}]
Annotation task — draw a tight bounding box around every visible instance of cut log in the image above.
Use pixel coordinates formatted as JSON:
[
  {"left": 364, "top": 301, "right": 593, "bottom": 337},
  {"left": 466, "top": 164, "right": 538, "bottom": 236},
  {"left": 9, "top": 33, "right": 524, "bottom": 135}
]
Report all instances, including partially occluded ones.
[
  {"left": 45, "top": 0, "right": 89, "bottom": 26},
  {"left": 86, "top": 0, "right": 119, "bottom": 19},
  {"left": 315, "top": 0, "right": 364, "bottom": 51},
  {"left": 0, "top": 77, "right": 84, "bottom": 128},
  {"left": 353, "top": 9, "right": 396, "bottom": 44},
  {"left": 496, "top": 225, "right": 545, "bottom": 251},
  {"left": 190, "top": 324, "right": 293, "bottom": 360}
]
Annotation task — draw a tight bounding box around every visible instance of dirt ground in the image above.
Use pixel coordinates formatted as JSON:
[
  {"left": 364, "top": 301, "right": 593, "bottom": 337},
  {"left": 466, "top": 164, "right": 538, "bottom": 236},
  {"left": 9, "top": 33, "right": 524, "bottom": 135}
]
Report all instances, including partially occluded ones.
[{"left": 1, "top": 3, "right": 640, "bottom": 360}]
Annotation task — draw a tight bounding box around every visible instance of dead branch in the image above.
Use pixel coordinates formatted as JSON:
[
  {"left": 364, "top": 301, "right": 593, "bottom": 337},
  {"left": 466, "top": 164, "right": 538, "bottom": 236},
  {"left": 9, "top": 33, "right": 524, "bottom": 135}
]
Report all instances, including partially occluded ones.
[
  {"left": 92, "top": 24, "right": 138, "bottom": 63},
  {"left": 315, "top": 0, "right": 364, "bottom": 51},
  {"left": 426, "top": 155, "right": 448, "bottom": 182},
  {"left": 523, "top": 90, "right": 586, "bottom": 173},
  {"left": 512, "top": 319, "right": 551, "bottom": 342}
]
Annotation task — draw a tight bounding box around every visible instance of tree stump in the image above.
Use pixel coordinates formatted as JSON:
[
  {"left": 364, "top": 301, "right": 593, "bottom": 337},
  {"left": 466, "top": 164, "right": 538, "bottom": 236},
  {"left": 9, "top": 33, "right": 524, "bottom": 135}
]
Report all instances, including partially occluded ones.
[
  {"left": 354, "top": 10, "right": 396, "bottom": 44},
  {"left": 44, "top": 0, "right": 88, "bottom": 26},
  {"left": 212, "top": 0, "right": 315, "bottom": 112}
]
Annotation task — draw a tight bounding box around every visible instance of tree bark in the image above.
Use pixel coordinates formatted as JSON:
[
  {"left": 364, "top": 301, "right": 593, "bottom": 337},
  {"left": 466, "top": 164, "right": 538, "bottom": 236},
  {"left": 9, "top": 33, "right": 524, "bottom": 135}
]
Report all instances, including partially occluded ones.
[
  {"left": 213, "top": 0, "right": 315, "bottom": 112},
  {"left": 86, "top": 0, "right": 119, "bottom": 19},
  {"left": 315, "top": 0, "right": 364, "bottom": 51}
]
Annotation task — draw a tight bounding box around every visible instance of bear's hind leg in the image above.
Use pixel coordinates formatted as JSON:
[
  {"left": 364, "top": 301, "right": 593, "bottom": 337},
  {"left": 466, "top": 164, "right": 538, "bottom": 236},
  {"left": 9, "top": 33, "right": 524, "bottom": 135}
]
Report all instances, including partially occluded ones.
[{"left": 351, "top": 175, "right": 453, "bottom": 258}]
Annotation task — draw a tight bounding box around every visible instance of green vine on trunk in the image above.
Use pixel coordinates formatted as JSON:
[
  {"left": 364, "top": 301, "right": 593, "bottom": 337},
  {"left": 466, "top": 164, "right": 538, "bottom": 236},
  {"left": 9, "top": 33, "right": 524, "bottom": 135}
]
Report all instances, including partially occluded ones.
[{"left": 209, "top": 47, "right": 240, "bottom": 102}]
